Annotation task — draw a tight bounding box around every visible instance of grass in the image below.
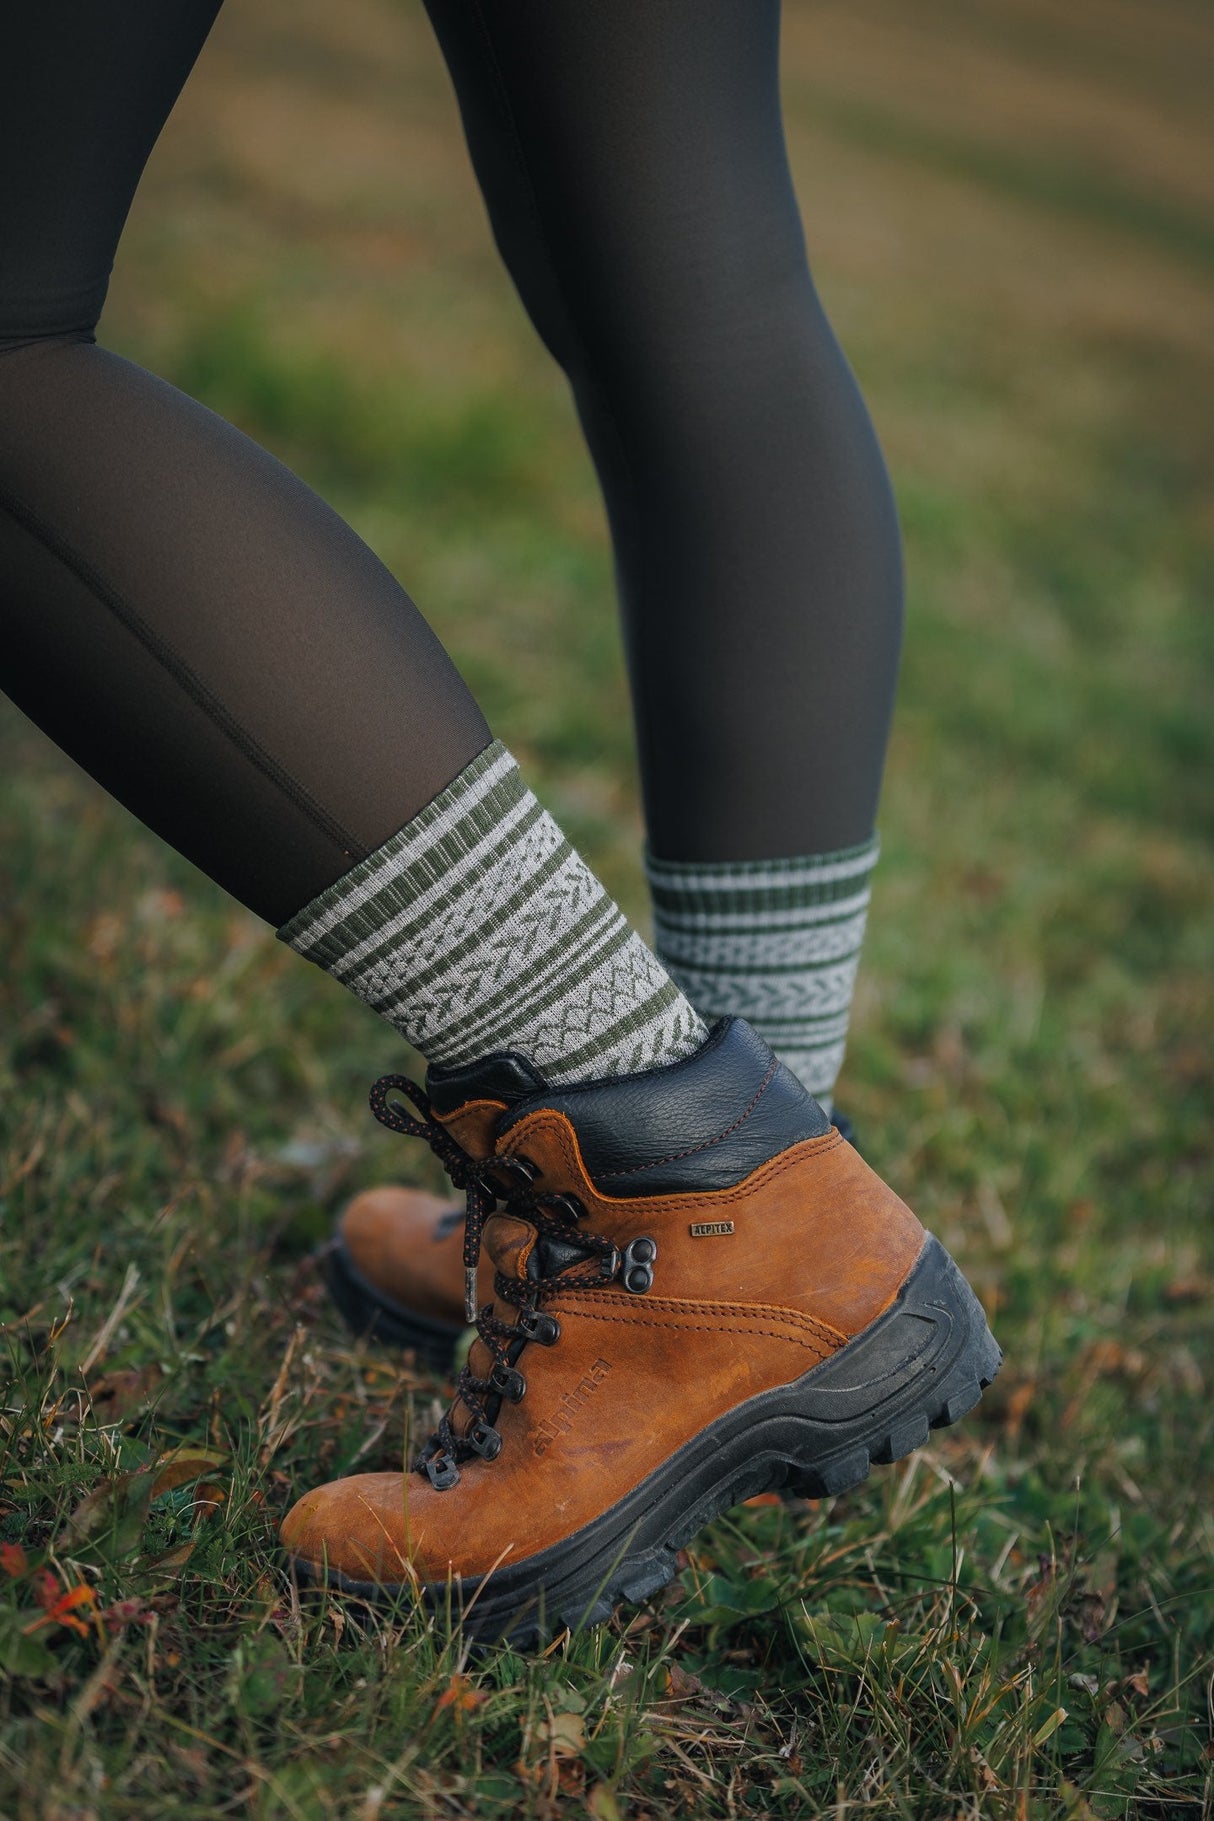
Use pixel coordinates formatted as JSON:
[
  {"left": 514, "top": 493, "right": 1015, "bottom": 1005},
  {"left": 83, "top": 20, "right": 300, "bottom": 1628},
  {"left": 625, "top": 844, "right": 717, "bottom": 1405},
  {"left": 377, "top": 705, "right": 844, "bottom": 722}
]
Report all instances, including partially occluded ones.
[{"left": 2, "top": 0, "right": 1212, "bottom": 1813}]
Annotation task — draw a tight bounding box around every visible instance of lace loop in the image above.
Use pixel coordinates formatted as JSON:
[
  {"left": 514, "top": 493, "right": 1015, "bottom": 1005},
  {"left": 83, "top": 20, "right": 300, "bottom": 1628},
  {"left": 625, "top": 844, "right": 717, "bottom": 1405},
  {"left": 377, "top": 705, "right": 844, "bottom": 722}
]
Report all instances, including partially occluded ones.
[{"left": 369, "top": 1074, "right": 499, "bottom": 1323}]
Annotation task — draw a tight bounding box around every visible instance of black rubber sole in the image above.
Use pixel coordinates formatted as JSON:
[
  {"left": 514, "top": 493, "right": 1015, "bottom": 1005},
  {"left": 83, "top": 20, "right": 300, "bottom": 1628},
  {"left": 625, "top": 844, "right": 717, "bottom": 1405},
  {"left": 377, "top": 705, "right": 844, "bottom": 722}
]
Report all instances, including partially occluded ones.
[
  {"left": 317, "top": 1236, "right": 465, "bottom": 1372},
  {"left": 296, "top": 1233, "right": 1000, "bottom": 1645}
]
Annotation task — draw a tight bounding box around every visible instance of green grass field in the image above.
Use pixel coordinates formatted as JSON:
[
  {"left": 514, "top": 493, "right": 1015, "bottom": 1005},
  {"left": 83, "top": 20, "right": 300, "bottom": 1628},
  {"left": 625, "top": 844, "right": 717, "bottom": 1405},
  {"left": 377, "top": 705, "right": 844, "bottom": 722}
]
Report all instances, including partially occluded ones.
[{"left": 2, "top": 1, "right": 1212, "bottom": 1814}]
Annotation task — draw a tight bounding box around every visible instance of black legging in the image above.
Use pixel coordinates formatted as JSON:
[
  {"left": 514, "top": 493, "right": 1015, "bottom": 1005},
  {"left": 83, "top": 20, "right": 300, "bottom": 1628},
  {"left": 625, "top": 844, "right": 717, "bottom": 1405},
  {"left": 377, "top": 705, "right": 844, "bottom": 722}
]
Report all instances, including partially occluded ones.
[{"left": 0, "top": 0, "right": 902, "bottom": 928}]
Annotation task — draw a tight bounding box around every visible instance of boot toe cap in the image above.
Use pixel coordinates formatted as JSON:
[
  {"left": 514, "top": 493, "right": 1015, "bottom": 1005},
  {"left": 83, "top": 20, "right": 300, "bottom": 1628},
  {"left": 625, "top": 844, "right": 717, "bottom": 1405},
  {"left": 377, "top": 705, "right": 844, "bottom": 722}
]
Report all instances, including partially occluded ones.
[
  {"left": 280, "top": 1473, "right": 415, "bottom": 1587},
  {"left": 339, "top": 1186, "right": 453, "bottom": 1274}
]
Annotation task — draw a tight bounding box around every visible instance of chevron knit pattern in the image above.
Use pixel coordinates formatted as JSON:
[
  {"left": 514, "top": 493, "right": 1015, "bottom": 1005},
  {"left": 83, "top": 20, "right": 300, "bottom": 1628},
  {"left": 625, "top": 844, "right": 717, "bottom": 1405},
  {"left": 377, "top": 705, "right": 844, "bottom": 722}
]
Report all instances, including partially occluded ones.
[
  {"left": 645, "top": 835, "right": 880, "bottom": 1109},
  {"left": 279, "top": 741, "right": 707, "bottom": 1084}
]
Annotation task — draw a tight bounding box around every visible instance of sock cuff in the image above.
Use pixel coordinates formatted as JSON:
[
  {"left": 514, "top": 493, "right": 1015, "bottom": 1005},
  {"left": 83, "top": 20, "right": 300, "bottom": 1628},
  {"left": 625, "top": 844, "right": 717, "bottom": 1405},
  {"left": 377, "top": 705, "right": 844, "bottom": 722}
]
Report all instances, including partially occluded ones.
[
  {"left": 277, "top": 738, "right": 512, "bottom": 956},
  {"left": 645, "top": 835, "right": 880, "bottom": 1103},
  {"left": 276, "top": 737, "right": 707, "bottom": 1083},
  {"left": 644, "top": 833, "right": 880, "bottom": 919}
]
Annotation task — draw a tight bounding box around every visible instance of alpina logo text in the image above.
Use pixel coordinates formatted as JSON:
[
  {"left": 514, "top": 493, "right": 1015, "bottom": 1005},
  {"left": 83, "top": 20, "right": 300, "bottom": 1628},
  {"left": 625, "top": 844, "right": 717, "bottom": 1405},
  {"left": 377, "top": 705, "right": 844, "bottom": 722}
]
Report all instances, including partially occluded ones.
[
  {"left": 532, "top": 1359, "right": 613, "bottom": 1456},
  {"left": 690, "top": 1220, "right": 734, "bottom": 1237}
]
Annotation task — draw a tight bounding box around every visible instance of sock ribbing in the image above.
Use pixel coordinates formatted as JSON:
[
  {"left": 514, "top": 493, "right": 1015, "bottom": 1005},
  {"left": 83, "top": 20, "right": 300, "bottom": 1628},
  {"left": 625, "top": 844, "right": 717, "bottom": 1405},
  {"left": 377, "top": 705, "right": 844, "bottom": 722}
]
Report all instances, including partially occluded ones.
[
  {"left": 645, "top": 835, "right": 879, "bottom": 1106},
  {"left": 279, "top": 741, "right": 708, "bottom": 1084}
]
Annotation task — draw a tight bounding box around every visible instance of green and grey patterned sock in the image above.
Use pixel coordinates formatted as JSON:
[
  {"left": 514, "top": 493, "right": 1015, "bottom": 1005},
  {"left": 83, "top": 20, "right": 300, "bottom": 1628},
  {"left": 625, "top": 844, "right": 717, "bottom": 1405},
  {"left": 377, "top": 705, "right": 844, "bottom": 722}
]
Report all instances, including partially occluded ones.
[
  {"left": 645, "top": 835, "right": 880, "bottom": 1111},
  {"left": 279, "top": 741, "right": 707, "bottom": 1085}
]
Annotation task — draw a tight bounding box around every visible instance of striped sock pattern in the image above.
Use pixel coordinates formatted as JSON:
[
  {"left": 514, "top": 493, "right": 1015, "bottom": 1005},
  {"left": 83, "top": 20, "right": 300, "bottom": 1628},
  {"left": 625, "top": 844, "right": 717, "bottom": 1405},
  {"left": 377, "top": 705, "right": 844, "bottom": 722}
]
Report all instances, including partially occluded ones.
[
  {"left": 645, "top": 835, "right": 880, "bottom": 1108},
  {"left": 279, "top": 741, "right": 708, "bottom": 1085}
]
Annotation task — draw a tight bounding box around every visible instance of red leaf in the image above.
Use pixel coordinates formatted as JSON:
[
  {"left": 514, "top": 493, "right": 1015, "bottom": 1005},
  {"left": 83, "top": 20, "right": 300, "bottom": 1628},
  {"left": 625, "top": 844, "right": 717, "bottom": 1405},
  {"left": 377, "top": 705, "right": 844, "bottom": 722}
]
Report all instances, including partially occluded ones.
[
  {"left": 435, "top": 1673, "right": 486, "bottom": 1714},
  {"left": 32, "top": 1570, "right": 60, "bottom": 1611},
  {"left": 28, "top": 1580, "right": 97, "bottom": 1638},
  {"left": 0, "top": 1543, "right": 28, "bottom": 1579}
]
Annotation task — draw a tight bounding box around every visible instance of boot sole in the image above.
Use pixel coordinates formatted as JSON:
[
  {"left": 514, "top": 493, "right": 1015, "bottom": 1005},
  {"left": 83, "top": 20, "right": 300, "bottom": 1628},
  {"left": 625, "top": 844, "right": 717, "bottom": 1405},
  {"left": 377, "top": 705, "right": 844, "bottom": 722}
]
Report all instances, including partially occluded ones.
[
  {"left": 316, "top": 1237, "right": 464, "bottom": 1372},
  {"left": 296, "top": 1233, "right": 1000, "bottom": 1644}
]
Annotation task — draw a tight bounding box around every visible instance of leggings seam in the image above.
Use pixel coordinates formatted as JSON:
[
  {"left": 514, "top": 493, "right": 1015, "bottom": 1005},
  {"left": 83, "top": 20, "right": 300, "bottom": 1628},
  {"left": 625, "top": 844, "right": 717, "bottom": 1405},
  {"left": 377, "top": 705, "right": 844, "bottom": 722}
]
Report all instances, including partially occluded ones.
[{"left": 0, "top": 482, "right": 365, "bottom": 863}]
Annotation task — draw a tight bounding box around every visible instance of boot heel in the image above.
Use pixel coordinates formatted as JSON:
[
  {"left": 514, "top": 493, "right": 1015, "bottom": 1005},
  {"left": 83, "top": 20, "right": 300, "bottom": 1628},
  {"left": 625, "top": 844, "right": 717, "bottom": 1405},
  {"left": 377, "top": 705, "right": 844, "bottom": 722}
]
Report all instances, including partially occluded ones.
[{"left": 782, "top": 1235, "right": 1001, "bottom": 1499}]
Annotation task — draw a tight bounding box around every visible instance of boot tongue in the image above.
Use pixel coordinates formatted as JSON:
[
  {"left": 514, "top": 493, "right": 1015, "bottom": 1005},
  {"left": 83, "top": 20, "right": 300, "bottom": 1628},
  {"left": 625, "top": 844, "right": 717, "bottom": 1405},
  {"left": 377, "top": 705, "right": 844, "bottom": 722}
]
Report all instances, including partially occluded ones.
[
  {"left": 482, "top": 1214, "right": 540, "bottom": 1282},
  {"left": 482, "top": 1215, "right": 597, "bottom": 1285},
  {"left": 534, "top": 1232, "right": 598, "bottom": 1278}
]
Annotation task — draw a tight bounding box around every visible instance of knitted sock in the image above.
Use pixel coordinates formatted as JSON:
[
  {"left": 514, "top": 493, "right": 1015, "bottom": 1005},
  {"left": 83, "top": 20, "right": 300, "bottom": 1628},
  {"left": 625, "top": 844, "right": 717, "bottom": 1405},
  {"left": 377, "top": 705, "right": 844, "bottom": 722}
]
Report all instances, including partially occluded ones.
[
  {"left": 279, "top": 741, "right": 708, "bottom": 1085},
  {"left": 645, "top": 836, "right": 880, "bottom": 1111}
]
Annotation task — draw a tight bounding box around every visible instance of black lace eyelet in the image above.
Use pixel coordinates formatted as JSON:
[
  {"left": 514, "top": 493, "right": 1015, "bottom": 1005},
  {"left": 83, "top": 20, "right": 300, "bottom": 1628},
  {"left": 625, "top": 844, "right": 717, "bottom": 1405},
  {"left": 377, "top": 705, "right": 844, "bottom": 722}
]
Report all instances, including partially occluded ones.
[
  {"left": 518, "top": 1309, "right": 561, "bottom": 1346},
  {"left": 467, "top": 1419, "right": 503, "bottom": 1461},
  {"left": 621, "top": 1235, "right": 658, "bottom": 1294},
  {"left": 497, "top": 1152, "right": 540, "bottom": 1186},
  {"left": 549, "top": 1191, "right": 585, "bottom": 1221},
  {"left": 490, "top": 1362, "right": 527, "bottom": 1402},
  {"left": 422, "top": 1448, "right": 460, "bottom": 1490}
]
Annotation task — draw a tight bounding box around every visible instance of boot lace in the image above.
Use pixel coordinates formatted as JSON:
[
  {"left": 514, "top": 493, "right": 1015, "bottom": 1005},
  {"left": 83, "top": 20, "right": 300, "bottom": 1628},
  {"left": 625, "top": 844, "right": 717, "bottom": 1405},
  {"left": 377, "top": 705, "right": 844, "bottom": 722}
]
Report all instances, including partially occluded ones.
[{"left": 369, "top": 1073, "right": 623, "bottom": 1490}]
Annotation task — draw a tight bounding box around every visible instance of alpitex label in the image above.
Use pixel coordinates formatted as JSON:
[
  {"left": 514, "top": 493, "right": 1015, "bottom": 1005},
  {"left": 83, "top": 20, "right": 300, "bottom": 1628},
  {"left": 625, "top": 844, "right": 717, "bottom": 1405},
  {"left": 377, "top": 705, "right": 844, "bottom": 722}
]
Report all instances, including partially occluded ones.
[{"left": 689, "top": 1220, "right": 735, "bottom": 1238}]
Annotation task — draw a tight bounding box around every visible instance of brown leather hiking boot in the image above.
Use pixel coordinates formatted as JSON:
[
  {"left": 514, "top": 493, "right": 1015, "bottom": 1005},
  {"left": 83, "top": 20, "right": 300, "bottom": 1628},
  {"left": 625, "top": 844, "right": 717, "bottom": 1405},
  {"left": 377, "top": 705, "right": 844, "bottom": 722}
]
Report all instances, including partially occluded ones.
[
  {"left": 322, "top": 1114, "right": 857, "bottom": 1370},
  {"left": 319, "top": 1186, "right": 488, "bottom": 1368},
  {"left": 281, "top": 1018, "right": 1000, "bottom": 1644}
]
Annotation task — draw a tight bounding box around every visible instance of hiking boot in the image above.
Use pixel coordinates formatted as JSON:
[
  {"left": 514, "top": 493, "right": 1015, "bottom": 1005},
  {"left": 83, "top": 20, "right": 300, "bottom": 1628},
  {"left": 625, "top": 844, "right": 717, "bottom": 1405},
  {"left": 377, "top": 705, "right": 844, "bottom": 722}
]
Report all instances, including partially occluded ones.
[
  {"left": 323, "top": 1112, "right": 858, "bottom": 1370},
  {"left": 318, "top": 1186, "right": 487, "bottom": 1369},
  {"left": 281, "top": 1018, "right": 999, "bottom": 1643}
]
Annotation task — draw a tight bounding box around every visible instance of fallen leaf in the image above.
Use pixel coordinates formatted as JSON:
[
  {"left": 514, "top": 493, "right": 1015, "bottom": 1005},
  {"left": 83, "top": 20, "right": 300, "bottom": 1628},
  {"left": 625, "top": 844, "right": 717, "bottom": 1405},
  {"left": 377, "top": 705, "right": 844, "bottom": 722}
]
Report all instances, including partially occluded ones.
[
  {"left": 192, "top": 1482, "right": 226, "bottom": 1519},
  {"left": 32, "top": 1570, "right": 60, "bottom": 1610},
  {"left": 151, "top": 1445, "right": 229, "bottom": 1499},
  {"left": 1164, "top": 1276, "right": 1211, "bottom": 1305},
  {"left": 543, "top": 1710, "right": 585, "bottom": 1756},
  {"left": 142, "top": 1539, "right": 196, "bottom": 1576},
  {"left": 26, "top": 1581, "right": 97, "bottom": 1638},
  {"left": 555, "top": 1757, "right": 585, "bottom": 1797},
  {"left": 435, "top": 1673, "right": 486, "bottom": 1715},
  {"left": 969, "top": 1746, "right": 1000, "bottom": 1791},
  {"left": 88, "top": 1363, "right": 164, "bottom": 1422},
  {"left": 664, "top": 1662, "right": 706, "bottom": 1703},
  {"left": 0, "top": 1542, "right": 29, "bottom": 1579},
  {"left": 61, "top": 1469, "right": 155, "bottom": 1559}
]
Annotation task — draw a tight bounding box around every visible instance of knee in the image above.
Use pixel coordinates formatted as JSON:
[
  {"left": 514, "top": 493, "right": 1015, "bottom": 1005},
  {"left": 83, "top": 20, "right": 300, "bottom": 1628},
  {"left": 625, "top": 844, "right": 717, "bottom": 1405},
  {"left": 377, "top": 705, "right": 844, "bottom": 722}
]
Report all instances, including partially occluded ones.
[
  {"left": 0, "top": 240, "right": 104, "bottom": 353},
  {"left": 507, "top": 203, "right": 819, "bottom": 415},
  {"left": 0, "top": 324, "right": 97, "bottom": 362}
]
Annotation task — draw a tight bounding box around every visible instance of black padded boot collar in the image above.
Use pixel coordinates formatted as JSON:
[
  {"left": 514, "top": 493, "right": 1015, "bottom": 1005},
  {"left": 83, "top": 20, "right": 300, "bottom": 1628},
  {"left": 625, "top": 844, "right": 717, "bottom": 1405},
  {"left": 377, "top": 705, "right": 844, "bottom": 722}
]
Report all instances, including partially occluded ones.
[
  {"left": 425, "top": 1048, "right": 548, "bottom": 1117},
  {"left": 498, "top": 1018, "right": 830, "bottom": 1195}
]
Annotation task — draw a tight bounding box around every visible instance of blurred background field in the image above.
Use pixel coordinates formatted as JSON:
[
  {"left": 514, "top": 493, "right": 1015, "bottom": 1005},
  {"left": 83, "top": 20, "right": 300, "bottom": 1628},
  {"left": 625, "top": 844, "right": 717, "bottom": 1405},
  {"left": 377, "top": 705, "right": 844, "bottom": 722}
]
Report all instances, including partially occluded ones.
[{"left": 1, "top": 1, "right": 1211, "bottom": 1815}]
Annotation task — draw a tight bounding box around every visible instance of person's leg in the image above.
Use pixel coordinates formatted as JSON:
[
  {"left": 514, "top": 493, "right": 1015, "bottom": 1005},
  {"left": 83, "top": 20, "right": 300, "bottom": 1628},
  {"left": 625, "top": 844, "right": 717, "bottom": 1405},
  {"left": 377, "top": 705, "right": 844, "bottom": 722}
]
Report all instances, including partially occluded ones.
[
  {"left": 0, "top": 0, "right": 488, "bottom": 923},
  {"left": 425, "top": 0, "right": 901, "bottom": 1107},
  {"left": 0, "top": 2, "right": 706, "bottom": 1084},
  {"left": 0, "top": 6, "right": 992, "bottom": 1615},
  {"left": 277, "top": 37, "right": 999, "bottom": 1619}
]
